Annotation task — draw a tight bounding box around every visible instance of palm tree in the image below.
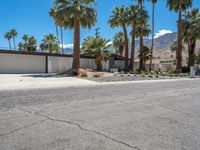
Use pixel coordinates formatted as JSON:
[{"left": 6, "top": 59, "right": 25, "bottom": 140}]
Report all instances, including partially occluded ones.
[
  {"left": 112, "top": 32, "right": 125, "bottom": 57},
  {"left": 183, "top": 8, "right": 200, "bottom": 67},
  {"left": 22, "top": 34, "right": 29, "bottom": 50},
  {"left": 135, "top": 7, "right": 150, "bottom": 71},
  {"left": 127, "top": 5, "right": 142, "bottom": 71},
  {"left": 28, "top": 36, "right": 37, "bottom": 52},
  {"left": 167, "top": 0, "right": 193, "bottom": 72},
  {"left": 40, "top": 34, "right": 59, "bottom": 53},
  {"left": 82, "top": 36, "right": 111, "bottom": 71},
  {"left": 54, "top": 0, "right": 97, "bottom": 70},
  {"left": 109, "top": 6, "right": 129, "bottom": 71},
  {"left": 132, "top": 0, "right": 150, "bottom": 71},
  {"left": 10, "top": 29, "right": 18, "bottom": 50},
  {"left": 148, "top": 0, "right": 157, "bottom": 71},
  {"left": 50, "top": 9, "right": 60, "bottom": 45},
  {"left": 4, "top": 32, "right": 12, "bottom": 50}
]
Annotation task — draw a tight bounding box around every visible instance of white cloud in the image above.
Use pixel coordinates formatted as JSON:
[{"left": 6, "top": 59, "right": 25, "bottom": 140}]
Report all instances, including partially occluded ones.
[
  {"left": 59, "top": 44, "right": 82, "bottom": 49},
  {"left": 154, "top": 30, "right": 173, "bottom": 39},
  {"left": 60, "top": 44, "right": 74, "bottom": 49},
  {"left": 107, "top": 41, "right": 113, "bottom": 46}
]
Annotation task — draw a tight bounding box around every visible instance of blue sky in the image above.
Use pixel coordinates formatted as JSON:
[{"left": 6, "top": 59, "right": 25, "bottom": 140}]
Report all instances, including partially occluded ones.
[{"left": 0, "top": 0, "right": 199, "bottom": 49}]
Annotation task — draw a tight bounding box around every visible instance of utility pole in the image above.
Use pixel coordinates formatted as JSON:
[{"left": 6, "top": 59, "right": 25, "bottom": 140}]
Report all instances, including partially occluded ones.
[{"left": 95, "top": 28, "right": 100, "bottom": 37}]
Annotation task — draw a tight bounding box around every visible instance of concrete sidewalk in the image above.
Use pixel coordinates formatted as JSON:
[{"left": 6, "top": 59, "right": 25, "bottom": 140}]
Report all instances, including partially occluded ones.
[
  {"left": 0, "top": 74, "right": 199, "bottom": 91},
  {"left": 0, "top": 74, "right": 98, "bottom": 91}
]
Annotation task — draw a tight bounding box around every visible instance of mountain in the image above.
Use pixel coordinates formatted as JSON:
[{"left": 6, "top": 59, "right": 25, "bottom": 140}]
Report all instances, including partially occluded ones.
[
  {"left": 63, "top": 32, "right": 200, "bottom": 59},
  {"left": 136, "top": 32, "right": 178, "bottom": 59},
  {"left": 64, "top": 48, "right": 73, "bottom": 54}
]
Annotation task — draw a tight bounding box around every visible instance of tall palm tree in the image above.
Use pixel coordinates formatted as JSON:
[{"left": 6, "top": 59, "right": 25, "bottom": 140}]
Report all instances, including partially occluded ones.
[
  {"left": 40, "top": 34, "right": 59, "bottom": 53},
  {"left": 50, "top": 7, "right": 63, "bottom": 53},
  {"left": 54, "top": 0, "right": 97, "bottom": 70},
  {"left": 148, "top": 0, "right": 157, "bottom": 71},
  {"left": 133, "top": 0, "right": 149, "bottom": 71},
  {"left": 167, "top": 0, "right": 193, "bottom": 72},
  {"left": 182, "top": 8, "right": 200, "bottom": 67},
  {"left": 82, "top": 36, "right": 111, "bottom": 71},
  {"left": 10, "top": 29, "right": 18, "bottom": 50},
  {"left": 50, "top": 8, "right": 59, "bottom": 42},
  {"left": 4, "top": 32, "right": 12, "bottom": 50},
  {"left": 112, "top": 32, "right": 125, "bottom": 57},
  {"left": 109, "top": 6, "right": 129, "bottom": 71},
  {"left": 127, "top": 5, "right": 142, "bottom": 71}
]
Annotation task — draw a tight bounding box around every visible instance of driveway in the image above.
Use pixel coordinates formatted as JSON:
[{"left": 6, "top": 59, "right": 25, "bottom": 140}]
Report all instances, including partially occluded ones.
[
  {"left": 0, "top": 74, "right": 98, "bottom": 90},
  {"left": 0, "top": 79, "right": 200, "bottom": 149}
]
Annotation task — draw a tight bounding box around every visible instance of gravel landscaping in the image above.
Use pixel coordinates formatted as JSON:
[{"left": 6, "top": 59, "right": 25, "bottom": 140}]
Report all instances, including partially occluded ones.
[{"left": 81, "top": 74, "right": 183, "bottom": 82}]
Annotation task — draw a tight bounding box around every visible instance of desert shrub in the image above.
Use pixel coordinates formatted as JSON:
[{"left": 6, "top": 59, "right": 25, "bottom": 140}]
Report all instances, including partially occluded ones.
[
  {"left": 93, "top": 73, "right": 101, "bottom": 77},
  {"left": 74, "top": 69, "right": 88, "bottom": 77},
  {"left": 80, "top": 72, "right": 88, "bottom": 77}
]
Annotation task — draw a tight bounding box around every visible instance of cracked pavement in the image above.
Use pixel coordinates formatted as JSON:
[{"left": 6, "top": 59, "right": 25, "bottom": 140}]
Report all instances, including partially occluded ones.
[{"left": 1, "top": 79, "right": 200, "bottom": 150}]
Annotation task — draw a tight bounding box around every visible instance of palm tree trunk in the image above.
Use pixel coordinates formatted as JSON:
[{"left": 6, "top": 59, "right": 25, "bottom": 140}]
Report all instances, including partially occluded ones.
[
  {"left": 130, "top": 22, "right": 136, "bottom": 71},
  {"left": 13, "top": 37, "right": 16, "bottom": 50},
  {"left": 60, "top": 27, "right": 64, "bottom": 54},
  {"left": 149, "top": 2, "right": 155, "bottom": 72},
  {"left": 56, "top": 25, "right": 60, "bottom": 50},
  {"left": 139, "top": 32, "right": 144, "bottom": 71},
  {"left": 177, "top": 0, "right": 183, "bottom": 73},
  {"left": 122, "top": 22, "right": 128, "bottom": 71},
  {"left": 96, "top": 57, "right": 102, "bottom": 71},
  {"left": 138, "top": 0, "right": 144, "bottom": 71},
  {"left": 119, "top": 45, "right": 124, "bottom": 57},
  {"left": 188, "top": 41, "right": 196, "bottom": 67},
  {"left": 72, "top": 16, "right": 80, "bottom": 70},
  {"left": 56, "top": 25, "right": 59, "bottom": 42},
  {"left": 122, "top": 22, "right": 129, "bottom": 71},
  {"left": 8, "top": 40, "right": 11, "bottom": 50}
]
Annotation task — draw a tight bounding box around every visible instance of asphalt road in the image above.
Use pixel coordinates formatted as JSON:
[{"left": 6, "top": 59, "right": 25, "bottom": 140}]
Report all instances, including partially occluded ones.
[{"left": 0, "top": 79, "right": 200, "bottom": 150}]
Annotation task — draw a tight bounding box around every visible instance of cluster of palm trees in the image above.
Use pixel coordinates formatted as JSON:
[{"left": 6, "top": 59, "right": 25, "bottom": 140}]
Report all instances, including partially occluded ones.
[
  {"left": 18, "top": 34, "right": 60, "bottom": 53},
  {"left": 4, "top": 29, "right": 60, "bottom": 53},
  {"left": 18, "top": 35, "right": 37, "bottom": 52},
  {"left": 4, "top": 29, "right": 18, "bottom": 50},
  {"left": 110, "top": 0, "right": 199, "bottom": 72},
  {"left": 109, "top": 3, "right": 151, "bottom": 71}
]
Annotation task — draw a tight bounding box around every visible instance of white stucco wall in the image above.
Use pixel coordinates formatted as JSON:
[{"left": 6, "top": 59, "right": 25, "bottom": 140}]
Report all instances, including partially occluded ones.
[
  {"left": 48, "top": 57, "right": 109, "bottom": 73},
  {"left": 0, "top": 53, "right": 46, "bottom": 74}
]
